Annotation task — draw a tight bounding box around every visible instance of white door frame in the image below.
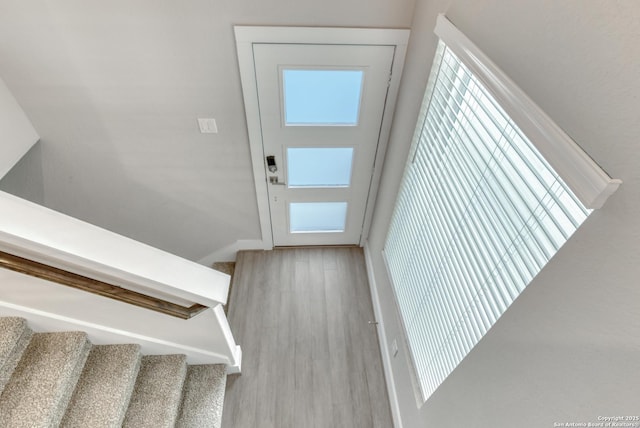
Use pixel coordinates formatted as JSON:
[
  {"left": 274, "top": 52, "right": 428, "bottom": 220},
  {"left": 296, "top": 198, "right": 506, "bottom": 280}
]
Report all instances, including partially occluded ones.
[{"left": 235, "top": 26, "right": 410, "bottom": 249}]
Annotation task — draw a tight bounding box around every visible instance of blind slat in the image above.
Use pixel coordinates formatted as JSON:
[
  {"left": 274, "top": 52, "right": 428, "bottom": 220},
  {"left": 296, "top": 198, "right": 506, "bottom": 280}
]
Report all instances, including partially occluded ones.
[{"left": 384, "top": 41, "right": 590, "bottom": 401}]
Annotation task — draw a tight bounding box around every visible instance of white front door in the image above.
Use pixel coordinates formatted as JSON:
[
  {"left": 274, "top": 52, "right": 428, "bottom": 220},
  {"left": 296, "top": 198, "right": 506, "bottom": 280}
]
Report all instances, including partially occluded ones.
[{"left": 253, "top": 43, "right": 395, "bottom": 246}]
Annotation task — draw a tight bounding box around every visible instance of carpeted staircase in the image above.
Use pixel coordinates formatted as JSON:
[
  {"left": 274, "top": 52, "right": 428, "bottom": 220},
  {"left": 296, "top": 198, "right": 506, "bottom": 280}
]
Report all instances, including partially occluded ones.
[{"left": 0, "top": 317, "right": 227, "bottom": 427}]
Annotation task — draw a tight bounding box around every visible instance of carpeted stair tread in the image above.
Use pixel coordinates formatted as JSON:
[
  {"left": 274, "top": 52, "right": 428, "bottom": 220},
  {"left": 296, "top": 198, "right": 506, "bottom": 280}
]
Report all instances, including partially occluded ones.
[
  {"left": 176, "top": 364, "right": 227, "bottom": 428},
  {"left": 0, "top": 317, "right": 229, "bottom": 426},
  {"left": 0, "top": 317, "right": 32, "bottom": 395},
  {"left": 122, "top": 354, "right": 188, "bottom": 428},
  {"left": 0, "top": 331, "right": 91, "bottom": 427},
  {"left": 61, "top": 344, "right": 142, "bottom": 428}
]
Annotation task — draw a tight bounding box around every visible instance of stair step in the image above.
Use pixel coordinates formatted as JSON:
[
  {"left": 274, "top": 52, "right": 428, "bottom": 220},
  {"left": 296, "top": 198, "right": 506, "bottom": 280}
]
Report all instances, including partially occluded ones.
[
  {"left": 0, "top": 317, "right": 229, "bottom": 426},
  {"left": 0, "top": 317, "right": 32, "bottom": 395},
  {"left": 61, "top": 344, "right": 142, "bottom": 428},
  {"left": 176, "top": 364, "right": 227, "bottom": 428},
  {"left": 0, "top": 331, "right": 91, "bottom": 427},
  {"left": 122, "top": 354, "right": 188, "bottom": 428}
]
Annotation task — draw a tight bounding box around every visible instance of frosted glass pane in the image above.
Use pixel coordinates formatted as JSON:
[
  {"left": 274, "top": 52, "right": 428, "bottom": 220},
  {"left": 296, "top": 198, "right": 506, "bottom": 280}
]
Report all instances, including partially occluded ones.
[
  {"left": 283, "top": 70, "right": 363, "bottom": 125},
  {"left": 287, "top": 147, "right": 353, "bottom": 187},
  {"left": 290, "top": 202, "right": 347, "bottom": 233}
]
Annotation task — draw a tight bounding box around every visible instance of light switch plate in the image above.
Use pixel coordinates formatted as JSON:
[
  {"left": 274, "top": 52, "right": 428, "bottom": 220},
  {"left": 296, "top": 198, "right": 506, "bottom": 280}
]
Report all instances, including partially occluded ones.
[{"left": 198, "top": 118, "right": 218, "bottom": 134}]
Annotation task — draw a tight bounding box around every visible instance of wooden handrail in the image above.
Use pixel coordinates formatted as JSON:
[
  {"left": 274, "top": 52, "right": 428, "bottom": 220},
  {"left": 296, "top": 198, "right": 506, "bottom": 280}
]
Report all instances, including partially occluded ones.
[{"left": 0, "top": 250, "right": 208, "bottom": 319}]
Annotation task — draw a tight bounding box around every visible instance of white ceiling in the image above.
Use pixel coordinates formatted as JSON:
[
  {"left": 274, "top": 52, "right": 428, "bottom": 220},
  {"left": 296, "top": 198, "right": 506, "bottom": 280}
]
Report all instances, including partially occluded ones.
[{"left": 0, "top": 0, "right": 416, "bottom": 262}]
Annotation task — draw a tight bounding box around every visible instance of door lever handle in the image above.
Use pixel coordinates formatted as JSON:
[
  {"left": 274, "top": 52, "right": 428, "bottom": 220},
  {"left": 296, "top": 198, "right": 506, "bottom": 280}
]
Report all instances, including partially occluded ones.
[{"left": 269, "top": 176, "right": 286, "bottom": 186}]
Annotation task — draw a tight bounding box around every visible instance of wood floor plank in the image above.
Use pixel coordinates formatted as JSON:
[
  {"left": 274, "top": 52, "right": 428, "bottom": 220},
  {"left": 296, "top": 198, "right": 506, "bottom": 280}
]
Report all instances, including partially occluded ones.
[
  {"left": 338, "top": 249, "right": 374, "bottom": 428},
  {"left": 274, "top": 250, "right": 295, "bottom": 428},
  {"left": 323, "top": 260, "right": 353, "bottom": 427},
  {"left": 253, "top": 251, "right": 279, "bottom": 428},
  {"left": 222, "top": 248, "right": 393, "bottom": 428}
]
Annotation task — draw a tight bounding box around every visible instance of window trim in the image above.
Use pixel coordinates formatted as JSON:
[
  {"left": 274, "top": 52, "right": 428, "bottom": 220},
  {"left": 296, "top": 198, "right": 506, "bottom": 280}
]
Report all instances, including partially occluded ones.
[{"left": 434, "top": 14, "right": 620, "bottom": 209}]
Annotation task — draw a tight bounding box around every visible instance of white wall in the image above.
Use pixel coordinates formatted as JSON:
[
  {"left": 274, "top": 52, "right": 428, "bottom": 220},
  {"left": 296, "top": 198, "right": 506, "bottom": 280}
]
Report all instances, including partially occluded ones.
[
  {"left": 0, "top": 0, "right": 415, "bottom": 263},
  {"left": 0, "top": 75, "right": 38, "bottom": 179},
  {"left": 0, "top": 268, "right": 238, "bottom": 366},
  {"left": 367, "top": 1, "right": 640, "bottom": 427}
]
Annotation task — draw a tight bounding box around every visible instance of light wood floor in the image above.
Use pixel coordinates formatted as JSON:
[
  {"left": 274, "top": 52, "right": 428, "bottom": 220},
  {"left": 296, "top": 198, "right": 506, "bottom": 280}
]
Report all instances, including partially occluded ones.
[{"left": 221, "top": 247, "right": 392, "bottom": 428}]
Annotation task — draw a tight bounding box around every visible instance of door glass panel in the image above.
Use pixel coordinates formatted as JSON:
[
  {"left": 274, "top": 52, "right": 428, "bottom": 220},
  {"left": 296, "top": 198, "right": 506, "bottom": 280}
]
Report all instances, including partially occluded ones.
[
  {"left": 289, "top": 202, "right": 348, "bottom": 233},
  {"left": 287, "top": 147, "right": 354, "bottom": 187},
  {"left": 283, "top": 69, "right": 363, "bottom": 125}
]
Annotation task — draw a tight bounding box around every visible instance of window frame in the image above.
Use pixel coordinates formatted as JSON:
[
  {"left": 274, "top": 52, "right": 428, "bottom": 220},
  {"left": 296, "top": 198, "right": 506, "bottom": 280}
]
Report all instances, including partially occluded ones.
[{"left": 434, "top": 15, "right": 620, "bottom": 209}]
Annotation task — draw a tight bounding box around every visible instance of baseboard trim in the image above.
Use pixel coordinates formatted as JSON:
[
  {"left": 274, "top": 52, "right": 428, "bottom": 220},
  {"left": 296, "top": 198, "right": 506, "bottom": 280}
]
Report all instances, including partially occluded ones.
[
  {"left": 198, "top": 239, "right": 267, "bottom": 265},
  {"left": 364, "top": 243, "right": 403, "bottom": 428}
]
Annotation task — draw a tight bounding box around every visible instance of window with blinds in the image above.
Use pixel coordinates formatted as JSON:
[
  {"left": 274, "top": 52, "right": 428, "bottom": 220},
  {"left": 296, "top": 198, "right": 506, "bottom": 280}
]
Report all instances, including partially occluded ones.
[{"left": 383, "top": 39, "right": 591, "bottom": 401}]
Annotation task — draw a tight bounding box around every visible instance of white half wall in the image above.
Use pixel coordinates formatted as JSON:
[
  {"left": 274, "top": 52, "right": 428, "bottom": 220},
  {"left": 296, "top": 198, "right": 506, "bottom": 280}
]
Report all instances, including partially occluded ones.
[
  {"left": 0, "top": 75, "right": 39, "bottom": 179},
  {"left": 0, "top": 190, "right": 231, "bottom": 307},
  {"left": 0, "top": 267, "right": 241, "bottom": 368}
]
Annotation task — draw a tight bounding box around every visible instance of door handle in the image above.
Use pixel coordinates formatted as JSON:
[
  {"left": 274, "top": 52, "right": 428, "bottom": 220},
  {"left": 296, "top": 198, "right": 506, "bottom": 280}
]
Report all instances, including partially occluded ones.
[{"left": 269, "top": 176, "right": 286, "bottom": 186}]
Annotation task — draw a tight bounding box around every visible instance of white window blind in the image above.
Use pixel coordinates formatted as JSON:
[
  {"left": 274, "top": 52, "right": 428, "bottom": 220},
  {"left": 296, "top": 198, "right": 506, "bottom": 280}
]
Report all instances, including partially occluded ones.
[{"left": 384, "top": 39, "right": 592, "bottom": 401}]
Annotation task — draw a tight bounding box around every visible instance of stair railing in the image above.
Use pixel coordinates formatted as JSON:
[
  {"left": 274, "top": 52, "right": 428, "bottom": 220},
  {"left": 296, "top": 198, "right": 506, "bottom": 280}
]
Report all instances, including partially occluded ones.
[
  {"left": 0, "top": 250, "right": 208, "bottom": 319},
  {"left": 0, "top": 190, "right": 241, "bottom": 371}
]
